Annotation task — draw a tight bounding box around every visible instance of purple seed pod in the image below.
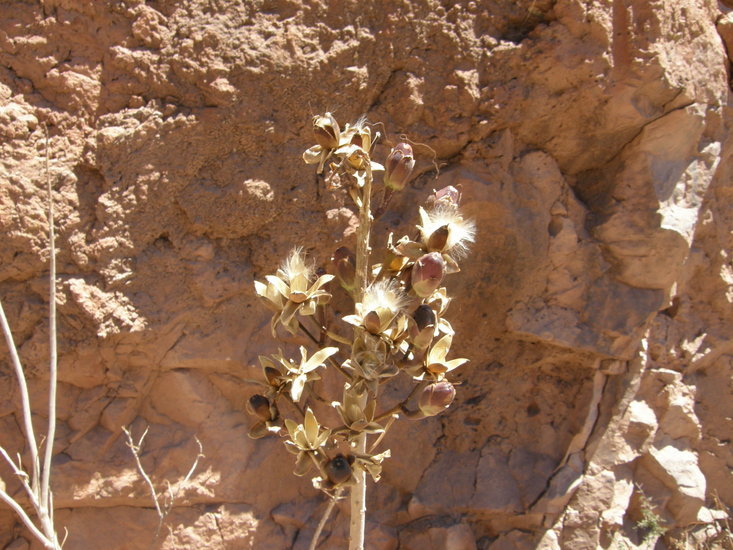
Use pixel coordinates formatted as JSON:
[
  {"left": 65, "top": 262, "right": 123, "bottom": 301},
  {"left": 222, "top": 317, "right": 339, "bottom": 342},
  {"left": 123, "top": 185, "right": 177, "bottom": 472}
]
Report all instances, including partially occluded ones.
[
  {"left": 418, "top": 381, "right": 456, "bottom": 416},
  {"left": 411, "top": 252, "right": 445, "bottom": 298},
  {"left": 384, "top": 142, "right": 415, "bottom": 191}
]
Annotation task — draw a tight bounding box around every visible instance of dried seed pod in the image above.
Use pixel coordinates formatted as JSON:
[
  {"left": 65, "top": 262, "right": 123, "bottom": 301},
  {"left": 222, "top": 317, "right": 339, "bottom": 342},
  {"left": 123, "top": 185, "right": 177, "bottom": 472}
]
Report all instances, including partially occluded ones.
[
  {"left": 331, "top": 246, "right": 356, "bottom": 292},
  {"left": 313, "top": 113, "right": 340, "bottom": 149},
  {"left": 426, "top": 224, "right": 450, "bottom": 252},
  {"left": 418, "top": 381, "right": 456, "bottom": 417},
  {"left": 247, "top": 394, "right": 272, "bottom": 422},
  {"left": 264, "top": 366, "right": 281, "bottom": 387},
  {"left": 413, "top": 304, "right": 436, "bottom": 331},
  {"left": 325, "top": 454, "right": 353, "bottom": 485},
  {"left": 411, "top": 252, "right": 445, "bottom": 298},
  {"left": 426, "top": 185, "right": 461, "bottom": 208},
  {"left": 384, "top": 142, "right": 415, "bottom": 191},
  {"left": 363, "top": 310, "right": 383, "bottom": 335}
]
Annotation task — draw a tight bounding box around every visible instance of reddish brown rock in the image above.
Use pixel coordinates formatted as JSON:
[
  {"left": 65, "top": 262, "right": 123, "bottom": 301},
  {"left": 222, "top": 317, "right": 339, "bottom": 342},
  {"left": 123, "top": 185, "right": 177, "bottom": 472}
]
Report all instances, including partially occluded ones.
[{"left": 1, "top": 1, "right": 732, "bottom": 548}]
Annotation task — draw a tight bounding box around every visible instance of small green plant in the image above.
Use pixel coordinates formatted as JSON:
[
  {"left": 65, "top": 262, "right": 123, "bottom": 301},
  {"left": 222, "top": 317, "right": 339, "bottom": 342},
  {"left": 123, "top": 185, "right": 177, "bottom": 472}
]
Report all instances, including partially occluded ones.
[
  {"left": 248, "top": 113, "right": 474, "bottom": 549},
  {"left": 636, "top": 488, "right": 667, "bottom": 548}
]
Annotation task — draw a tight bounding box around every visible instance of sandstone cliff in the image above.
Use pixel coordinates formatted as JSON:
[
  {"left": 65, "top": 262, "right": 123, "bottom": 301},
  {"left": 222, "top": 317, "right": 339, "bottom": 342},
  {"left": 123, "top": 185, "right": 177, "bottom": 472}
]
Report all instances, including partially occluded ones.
[{"left": 1, "top": 1, "right": 732, "bottom": 548}]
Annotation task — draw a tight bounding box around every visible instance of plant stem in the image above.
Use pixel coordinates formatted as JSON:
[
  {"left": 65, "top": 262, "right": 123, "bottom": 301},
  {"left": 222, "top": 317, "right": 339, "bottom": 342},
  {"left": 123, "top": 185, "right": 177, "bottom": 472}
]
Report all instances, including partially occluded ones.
[
  {"left": 349, "top": 161, "right": 373, "bottom": 550},
  {"left": 354, "top": 173, "right": 372, "bottom": 305},
  {"left": 41, "top": 124, "right": 57, "bottom": 531},
  {"left": 309, "top": 488, "right": 343, "bottom": 550}
]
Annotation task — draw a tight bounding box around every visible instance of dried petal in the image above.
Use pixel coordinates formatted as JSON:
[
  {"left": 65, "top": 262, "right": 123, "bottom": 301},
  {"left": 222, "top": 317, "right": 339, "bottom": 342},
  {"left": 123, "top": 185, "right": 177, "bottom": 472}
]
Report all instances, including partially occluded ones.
[
  {"left": 294, "top": 452, "right": 313, "bottom": 476},
  {"left": 363, "top": 310, "right": 383, "bottom": 334},
  {"left": 290, "top": 373, "right": 307, "bottom": 403},
  {"left": 301, "top": 346, "right": 339, "bottom": 373},
  {"left": 248, "top": 422, "right": 270, "bottom": 439},
  {"left": 304, "top": 408, "right": 320, "bottom": 447},
  {"left": 303, "top": 144, "right": 325, "bottom": 164}
]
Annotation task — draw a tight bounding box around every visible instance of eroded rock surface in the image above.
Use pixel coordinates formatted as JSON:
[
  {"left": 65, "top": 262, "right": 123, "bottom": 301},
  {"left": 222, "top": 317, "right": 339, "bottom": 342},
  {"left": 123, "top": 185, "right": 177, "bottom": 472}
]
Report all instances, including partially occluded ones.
[{"left": 1, "top": 1, "right": 732, "bottom": 548}]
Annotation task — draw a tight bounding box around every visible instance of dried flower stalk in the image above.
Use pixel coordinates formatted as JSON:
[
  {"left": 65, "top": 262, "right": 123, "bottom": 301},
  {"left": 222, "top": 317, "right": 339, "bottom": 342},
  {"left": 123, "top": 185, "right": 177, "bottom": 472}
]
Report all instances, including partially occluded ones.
[{"left": 251, "top": 113, "right": 474, "bottom": 549}]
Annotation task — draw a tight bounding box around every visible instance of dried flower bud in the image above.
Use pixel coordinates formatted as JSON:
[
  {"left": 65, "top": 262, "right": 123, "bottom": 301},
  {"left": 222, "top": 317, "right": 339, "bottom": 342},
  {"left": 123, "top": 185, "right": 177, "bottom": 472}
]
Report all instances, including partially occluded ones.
[
  {"left": 325, "top": 454, "right": 353, "bottom": 485},
  {"left": 413, "top": 305, "right": 436, "bottom": 331},
  {"left": 331, "top": 247, "right": 356, "bottom": 292},
  {"left": 411, "top": 252, "right": 445, "bottom": 298},
  {"left": 426, "top": 185, "right": 461, "bottom": 208},
  {"left": 247, "top": 394, "right": 272, "bottom": 422},
  {"left": 384, "top": 143, "right": 415, "bottom": 191},
  {"left": 418, "top": 381, "right": 456, "bottom": 416},
  {"left": 426, "top": 224, "right": 450, "bottom": 252},
  {"left": 313, "top": 113, "right": 340, "bottom": 149}
]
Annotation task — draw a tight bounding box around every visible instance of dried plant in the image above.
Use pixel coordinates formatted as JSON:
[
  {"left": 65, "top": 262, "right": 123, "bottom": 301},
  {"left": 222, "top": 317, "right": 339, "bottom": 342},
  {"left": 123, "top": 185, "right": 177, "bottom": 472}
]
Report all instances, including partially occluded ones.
[
  {"left": 122, "top": 425, "right": 204, "bottom": 545},
  {"left": 0, "top": 126, "right": 62, "bottom": 549},
  {"left": 250, "top": 113, "right": 474, "bottom": 549}
]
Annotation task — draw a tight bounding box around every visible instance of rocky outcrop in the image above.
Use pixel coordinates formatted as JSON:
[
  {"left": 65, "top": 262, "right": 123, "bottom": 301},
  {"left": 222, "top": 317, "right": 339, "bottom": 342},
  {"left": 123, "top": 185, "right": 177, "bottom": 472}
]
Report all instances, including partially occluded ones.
[{"left": 1, "top": 1, "right": 732, "bottom": 548}]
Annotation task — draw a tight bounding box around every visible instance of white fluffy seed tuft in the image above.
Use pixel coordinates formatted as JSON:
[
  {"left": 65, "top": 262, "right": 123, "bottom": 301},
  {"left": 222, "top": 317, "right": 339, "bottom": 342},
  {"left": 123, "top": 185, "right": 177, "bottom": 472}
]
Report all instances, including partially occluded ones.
[
  {"left": 419, "top": 205, "right": 476, "bottom": 258},
  {"left": 280, "top": 247, "right": 314, "bottom": 283},
  {"left": 362, "top": 279, "right": 408, "bottom": 315}
]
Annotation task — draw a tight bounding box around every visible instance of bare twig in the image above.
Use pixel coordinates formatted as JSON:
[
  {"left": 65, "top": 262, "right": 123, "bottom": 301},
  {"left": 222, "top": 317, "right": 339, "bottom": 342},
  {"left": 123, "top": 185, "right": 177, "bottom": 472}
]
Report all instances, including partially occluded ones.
[
  {"left": 309, "top": 488, "right": 344, "bottom": 550},
  {"left": 0, "top": 302, "right": 40, "bottom": 489},
  {"left": 368, "top": 414, "right": 397, "bottom": 455},
  {"left": 122, "top": 426, "right": 163, "bottom": 520},
  {"left": 123, "top": 425, "right": 204, "bottom": 542},
  {"left": 169, "top": 437, "right": 204, "bottom": 506}
]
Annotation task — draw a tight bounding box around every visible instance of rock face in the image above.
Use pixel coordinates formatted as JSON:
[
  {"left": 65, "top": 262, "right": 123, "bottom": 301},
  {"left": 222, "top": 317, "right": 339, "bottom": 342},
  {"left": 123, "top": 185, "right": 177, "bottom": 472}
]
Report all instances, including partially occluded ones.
[{"left": 1, "top": 1, "right": 732, "bottom": 548}]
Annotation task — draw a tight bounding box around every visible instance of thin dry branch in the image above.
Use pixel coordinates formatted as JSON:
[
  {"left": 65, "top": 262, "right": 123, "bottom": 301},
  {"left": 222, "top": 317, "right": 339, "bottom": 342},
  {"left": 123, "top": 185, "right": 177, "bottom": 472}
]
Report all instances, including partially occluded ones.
[
  {"left": 123, "top": 425, "right": 204, "bottom": 542},
  {"left": 308, "top": 488, "right": 344, "bottom": 550},
  {"left": 0, "top": 124, "right": 61, "bottom": 550},
  {"left": 41, "top": 123, "right": 58, "bottom": 519}
]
